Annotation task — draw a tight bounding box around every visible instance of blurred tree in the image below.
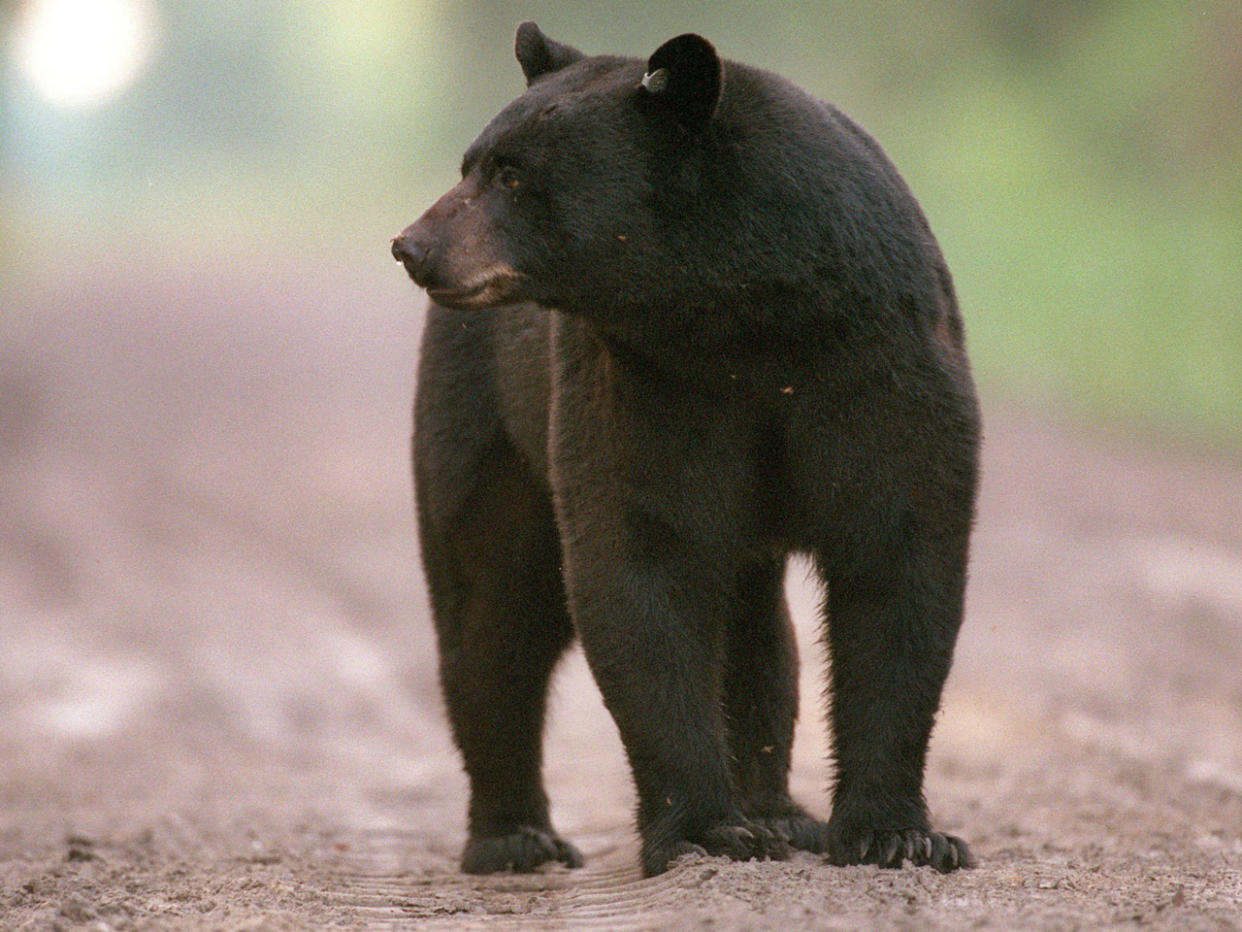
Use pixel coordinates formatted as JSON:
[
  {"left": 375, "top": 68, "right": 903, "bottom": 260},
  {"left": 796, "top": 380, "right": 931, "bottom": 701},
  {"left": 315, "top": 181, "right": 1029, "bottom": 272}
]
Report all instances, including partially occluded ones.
[{"left": 1, "top": 0, "right": 1238, "bottom": 441}]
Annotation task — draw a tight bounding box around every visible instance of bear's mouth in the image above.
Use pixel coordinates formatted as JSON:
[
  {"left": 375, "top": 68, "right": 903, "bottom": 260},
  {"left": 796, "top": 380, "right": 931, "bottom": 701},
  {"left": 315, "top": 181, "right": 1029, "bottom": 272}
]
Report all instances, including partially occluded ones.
[{"left": 427, "top": 268, "right": 525, "bottom": 310}]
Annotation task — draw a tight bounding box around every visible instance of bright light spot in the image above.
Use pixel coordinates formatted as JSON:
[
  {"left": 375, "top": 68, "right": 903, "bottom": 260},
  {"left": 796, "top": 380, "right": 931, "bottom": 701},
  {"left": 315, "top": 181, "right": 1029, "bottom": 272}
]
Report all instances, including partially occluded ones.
[{"left": 14, "top": 0, "right": 160, "bottom": 110}]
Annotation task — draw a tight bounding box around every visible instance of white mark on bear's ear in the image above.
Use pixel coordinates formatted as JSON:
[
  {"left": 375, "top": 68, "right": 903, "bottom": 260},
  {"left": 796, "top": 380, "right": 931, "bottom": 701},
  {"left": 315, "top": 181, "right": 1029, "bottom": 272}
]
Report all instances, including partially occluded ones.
[
  {"left": 514, "top": 21, "right": 585, "bottom": 86},
  {"left": 637, "top": 33, "right": 723, "bottom": 133},
  {"left": 640, "top": 68, "right": 669, "bottom": 94}
]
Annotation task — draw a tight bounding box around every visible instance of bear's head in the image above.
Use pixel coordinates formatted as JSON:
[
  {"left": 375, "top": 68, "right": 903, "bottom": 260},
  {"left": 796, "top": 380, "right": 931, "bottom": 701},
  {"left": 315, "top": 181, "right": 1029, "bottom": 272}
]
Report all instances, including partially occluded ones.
[{"left": 391, "top": 23, "right": 732, "bottom": 316}]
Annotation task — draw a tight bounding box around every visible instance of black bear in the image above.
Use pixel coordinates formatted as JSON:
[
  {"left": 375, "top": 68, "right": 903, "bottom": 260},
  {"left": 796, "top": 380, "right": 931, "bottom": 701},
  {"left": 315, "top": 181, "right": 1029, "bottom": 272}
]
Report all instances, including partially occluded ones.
[{"left": 392, "top": 23, "right": 979, "bottom": 878}]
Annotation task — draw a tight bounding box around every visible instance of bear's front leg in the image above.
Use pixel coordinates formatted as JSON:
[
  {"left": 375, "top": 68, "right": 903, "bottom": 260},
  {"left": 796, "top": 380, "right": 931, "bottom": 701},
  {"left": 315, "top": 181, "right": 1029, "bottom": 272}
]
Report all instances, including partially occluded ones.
[
  {"left": 548, "top": 325, "right": 791, "bottom": 876},
  {"left": 817, "top": 514, "right": 975, "bottom": 873},
  {"left": 566, "top": 542, "right": 791, "bottom": 877}
]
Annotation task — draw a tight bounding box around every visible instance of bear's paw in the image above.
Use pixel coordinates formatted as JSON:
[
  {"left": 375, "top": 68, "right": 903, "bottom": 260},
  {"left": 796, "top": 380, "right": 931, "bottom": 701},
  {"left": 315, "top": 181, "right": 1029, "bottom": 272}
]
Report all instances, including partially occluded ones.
[
  {"left": 827, "top": 826, "right": 974, "bottom": 873},
  {"left": 644, "top": 819, "right": 791, "bottom": 876},
  {"left": 460, "top": 826, "right": 585, "bottom": 874}
]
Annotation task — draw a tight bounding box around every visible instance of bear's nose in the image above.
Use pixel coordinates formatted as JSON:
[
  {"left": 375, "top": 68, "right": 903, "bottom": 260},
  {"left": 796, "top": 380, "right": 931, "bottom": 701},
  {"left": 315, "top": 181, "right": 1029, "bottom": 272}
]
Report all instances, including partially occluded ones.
[
  {"left": 392, "top": 230, "right": 448, "bottom": 290},
  {"left": 391, "top": 233, "right": 429, "bottom": 274}
]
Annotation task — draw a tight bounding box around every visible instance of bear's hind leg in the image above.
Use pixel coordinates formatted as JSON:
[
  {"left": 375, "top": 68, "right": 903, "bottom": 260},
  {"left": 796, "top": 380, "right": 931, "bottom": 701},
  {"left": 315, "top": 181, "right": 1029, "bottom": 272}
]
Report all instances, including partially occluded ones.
[
  {"left": 420, "top": 450, "right": 581, "bottom": 874},
  {"left": 723, "top": 557, "right": 827, "bottom": 853}
]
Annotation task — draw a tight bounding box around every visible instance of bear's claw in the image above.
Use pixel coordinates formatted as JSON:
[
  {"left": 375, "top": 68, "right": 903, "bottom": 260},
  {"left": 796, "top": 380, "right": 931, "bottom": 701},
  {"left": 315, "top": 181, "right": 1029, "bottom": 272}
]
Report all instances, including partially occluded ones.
[
  {"left": 827, "top": 827, "right": 973, "bottom": 872},
  {"left": 461, "top": 826, "right": 584, "bottom": 874},
  {"left": 750, "top": 814, "right": 829, "bottom": 853},
  {"left": 647, "top": 819, "right": 791, "bottom": 876}
]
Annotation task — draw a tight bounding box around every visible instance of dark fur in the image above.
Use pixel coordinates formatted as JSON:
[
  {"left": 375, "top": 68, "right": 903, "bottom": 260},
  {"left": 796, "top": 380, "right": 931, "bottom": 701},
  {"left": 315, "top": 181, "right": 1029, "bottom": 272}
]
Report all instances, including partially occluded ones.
[{"left": 393, "top": 23, "right": 980, "bottom": 878}]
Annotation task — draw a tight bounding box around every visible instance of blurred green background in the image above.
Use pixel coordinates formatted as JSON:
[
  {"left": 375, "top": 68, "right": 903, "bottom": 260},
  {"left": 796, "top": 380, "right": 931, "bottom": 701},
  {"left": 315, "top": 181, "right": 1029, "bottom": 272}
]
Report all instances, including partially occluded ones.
[{"left": 3, "top": 0, "right": 1240, "bottom": 447}]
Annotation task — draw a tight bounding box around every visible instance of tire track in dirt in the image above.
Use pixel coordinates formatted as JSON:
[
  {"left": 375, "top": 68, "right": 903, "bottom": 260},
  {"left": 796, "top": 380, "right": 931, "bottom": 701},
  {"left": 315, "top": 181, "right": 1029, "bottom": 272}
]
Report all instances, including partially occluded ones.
[{"left": 316, "top": 829, "right": 688, "bottom": 930}]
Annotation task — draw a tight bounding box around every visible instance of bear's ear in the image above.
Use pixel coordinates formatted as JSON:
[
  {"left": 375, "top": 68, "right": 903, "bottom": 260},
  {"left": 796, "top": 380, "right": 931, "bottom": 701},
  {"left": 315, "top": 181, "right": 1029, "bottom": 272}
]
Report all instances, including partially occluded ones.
[
  {"left": 515, "top": 22, "right": 584, "bottom": 85},
  {"left": 637, "top": 34, "right": 723, "bottom": 133}
]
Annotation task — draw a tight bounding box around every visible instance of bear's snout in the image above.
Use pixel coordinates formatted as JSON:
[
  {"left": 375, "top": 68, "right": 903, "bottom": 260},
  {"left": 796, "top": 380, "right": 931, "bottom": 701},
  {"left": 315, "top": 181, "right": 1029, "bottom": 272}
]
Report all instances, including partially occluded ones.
[{"left": 391, "top": 230, "right": 437, "bottom": 286}]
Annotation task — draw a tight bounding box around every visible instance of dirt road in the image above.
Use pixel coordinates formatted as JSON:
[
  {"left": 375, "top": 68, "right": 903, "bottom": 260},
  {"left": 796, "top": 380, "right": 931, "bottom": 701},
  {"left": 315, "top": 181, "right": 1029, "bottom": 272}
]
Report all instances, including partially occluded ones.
[{"left": 2, "top": 255, "right": 1241, "bottom": 929}]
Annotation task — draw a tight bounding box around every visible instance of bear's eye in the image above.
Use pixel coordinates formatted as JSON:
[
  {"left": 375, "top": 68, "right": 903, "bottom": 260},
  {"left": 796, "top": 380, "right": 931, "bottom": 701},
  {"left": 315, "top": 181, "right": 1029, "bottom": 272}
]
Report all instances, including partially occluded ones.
[{"left": 496, "top": 165, "right": 521, "bottom": 190}]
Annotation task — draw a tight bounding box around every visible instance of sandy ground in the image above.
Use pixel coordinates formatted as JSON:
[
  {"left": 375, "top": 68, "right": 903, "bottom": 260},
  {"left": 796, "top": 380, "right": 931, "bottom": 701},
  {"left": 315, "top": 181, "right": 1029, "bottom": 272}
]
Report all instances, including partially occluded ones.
[{"left": 2, "top": 252, "right": 1241, "bottom": 930}]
